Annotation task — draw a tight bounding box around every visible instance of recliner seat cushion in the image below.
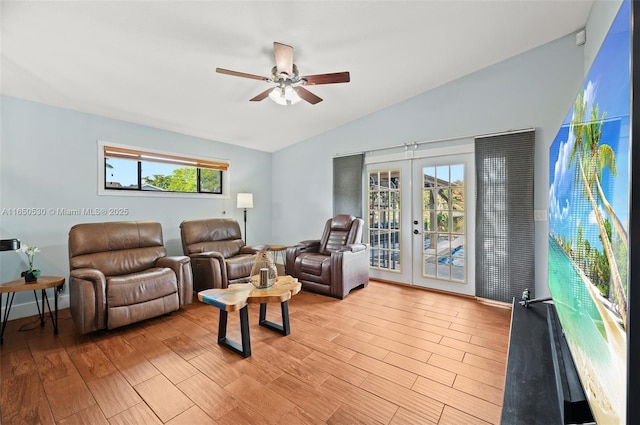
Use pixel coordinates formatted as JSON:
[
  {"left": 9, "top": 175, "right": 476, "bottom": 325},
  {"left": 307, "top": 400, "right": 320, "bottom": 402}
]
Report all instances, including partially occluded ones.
[
  {"left": 296, "top": 253, "right": 331, "bottom": 284},
  {"left": 107, "top": 267, "right": 177, "bottom": 307}
]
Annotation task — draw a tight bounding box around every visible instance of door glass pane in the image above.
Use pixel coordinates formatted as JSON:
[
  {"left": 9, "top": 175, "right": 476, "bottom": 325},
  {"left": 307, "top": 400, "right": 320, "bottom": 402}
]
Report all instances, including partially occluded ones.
[
  {"left": 422, "top": 163, "right": 466, "bottom": 282},
  {"left": 437, "top": 165, "right": 450, "bottom": 184},
  {"left": 368, "top": 169, "right": 401, "bottom": 271}
]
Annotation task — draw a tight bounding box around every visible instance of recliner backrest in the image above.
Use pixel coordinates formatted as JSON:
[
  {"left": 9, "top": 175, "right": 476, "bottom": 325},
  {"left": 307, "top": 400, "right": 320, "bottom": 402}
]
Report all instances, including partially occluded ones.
[
  {"left": 319, "top": 214, "right": 363, "bottom": 255},
  {"left": 68, "top": 221, "right": 167, "bottom": 276},
  {"left": 180, "top": 218, "right": 244, "bottom": 258}
]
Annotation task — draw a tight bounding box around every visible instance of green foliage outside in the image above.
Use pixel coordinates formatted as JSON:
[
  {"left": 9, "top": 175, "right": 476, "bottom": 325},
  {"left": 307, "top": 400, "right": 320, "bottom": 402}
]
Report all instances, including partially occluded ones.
[{"left": 143, "top": 167, "right": 221, "bottom": 193}]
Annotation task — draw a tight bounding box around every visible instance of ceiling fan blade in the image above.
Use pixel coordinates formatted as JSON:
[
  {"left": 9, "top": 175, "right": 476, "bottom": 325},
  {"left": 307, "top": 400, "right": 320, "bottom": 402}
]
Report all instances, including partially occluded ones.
[
  {"left": 297, "top": 87, "right": 323, "bottom": 105},
  {"left": 302, "top": 72, "right": 351, "bottom": 85},
  {"left": 274, "top": 42, "right": 294, "bottom": 77},
  {"left": 216, "top": 68, "right": 270, "bottom": 82},
  {"left": 249, "top": 88, "right": 273, "bottom": 102}
]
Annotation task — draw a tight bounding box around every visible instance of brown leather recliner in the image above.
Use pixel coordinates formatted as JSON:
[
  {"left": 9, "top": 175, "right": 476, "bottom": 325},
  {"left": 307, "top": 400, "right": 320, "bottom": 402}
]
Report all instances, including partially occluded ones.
[
  {"left": 180, "top": 218, "right": 264, "bottom": 291},
  {"left": 285, "top": 214, "right": 369, "bottom": 299},
  {"left": 68, "top": 221, "right": 193, "bottom": 335}
]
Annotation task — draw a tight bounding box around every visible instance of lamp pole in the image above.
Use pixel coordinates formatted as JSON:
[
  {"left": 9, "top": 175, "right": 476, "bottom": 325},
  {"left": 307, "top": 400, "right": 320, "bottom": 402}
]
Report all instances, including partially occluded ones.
[
  {"left": 237, "top": 193, "right": 253, "bottom": 245},
  {"left": 243, "top": 208, "right": 248, "bottom": 244}
]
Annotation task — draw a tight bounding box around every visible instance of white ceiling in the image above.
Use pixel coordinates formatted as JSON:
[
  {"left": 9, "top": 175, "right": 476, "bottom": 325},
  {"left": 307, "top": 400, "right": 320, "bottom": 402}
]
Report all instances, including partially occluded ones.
[{"left": 1, "top": 1, "right": 594, "bottom": 153}]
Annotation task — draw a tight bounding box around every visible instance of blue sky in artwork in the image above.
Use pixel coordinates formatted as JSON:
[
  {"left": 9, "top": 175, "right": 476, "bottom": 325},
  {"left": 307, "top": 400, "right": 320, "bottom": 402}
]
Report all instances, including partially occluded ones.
[{"left": 548, "top": 0, "right": 630, "bottom": 250}]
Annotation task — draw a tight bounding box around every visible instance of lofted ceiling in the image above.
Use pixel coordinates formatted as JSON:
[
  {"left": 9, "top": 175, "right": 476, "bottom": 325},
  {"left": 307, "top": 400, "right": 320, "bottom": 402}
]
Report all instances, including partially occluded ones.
[{"left": 1, "top": 1, "right": 594, "bottom": 153}]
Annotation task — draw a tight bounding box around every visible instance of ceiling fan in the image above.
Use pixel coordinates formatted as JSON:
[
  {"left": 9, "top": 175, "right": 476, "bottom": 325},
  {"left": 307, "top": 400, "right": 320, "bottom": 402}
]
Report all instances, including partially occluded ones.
[{"left": 216, "top": 42, "right": 350, "bottom": 105}]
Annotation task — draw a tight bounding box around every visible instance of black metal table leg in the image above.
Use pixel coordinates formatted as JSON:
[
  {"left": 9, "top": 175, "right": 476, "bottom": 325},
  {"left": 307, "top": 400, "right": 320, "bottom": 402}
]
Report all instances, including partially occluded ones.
[
  {"left": 217, "top": 306, "right": 251, "bottom": 358},
  {"left": 259, "top": 301, "right": 291, "bottom": 336},
  {"left": 39, "top": 288, "right": 59, "bottom": 335},
  {"left": 39, "top": 289, "right": 45, "bottom": 327},
  {"left": 54, "top": 286, "right": 59, "bottom": 335},
  {"left": 0, "top": 292, "right": 15, "bottom": 345}
]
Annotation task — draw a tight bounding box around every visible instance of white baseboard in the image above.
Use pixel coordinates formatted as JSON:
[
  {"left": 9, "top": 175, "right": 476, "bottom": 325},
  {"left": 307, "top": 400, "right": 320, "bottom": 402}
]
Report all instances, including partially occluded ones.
[{"left": 1, "top": 293, "right": 70, "bottom": 322}]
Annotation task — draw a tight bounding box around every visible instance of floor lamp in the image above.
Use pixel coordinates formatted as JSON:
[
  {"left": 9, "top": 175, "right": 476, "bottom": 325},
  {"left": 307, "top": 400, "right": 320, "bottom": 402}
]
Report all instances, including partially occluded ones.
[{"left": 237, "top": 193, "right": 253, "bottom": 244}]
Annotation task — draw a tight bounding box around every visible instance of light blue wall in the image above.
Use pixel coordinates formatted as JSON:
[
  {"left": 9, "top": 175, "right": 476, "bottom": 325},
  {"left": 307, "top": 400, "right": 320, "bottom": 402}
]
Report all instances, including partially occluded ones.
[
  {"left": 0, "top": 1, "right": 620, "bottom": 318},
  {"left": 0, "top": 96, "right": 272, "bottom": 315},
  {"left": 273, "top": 32, "right": 585, "bottom": 299}
]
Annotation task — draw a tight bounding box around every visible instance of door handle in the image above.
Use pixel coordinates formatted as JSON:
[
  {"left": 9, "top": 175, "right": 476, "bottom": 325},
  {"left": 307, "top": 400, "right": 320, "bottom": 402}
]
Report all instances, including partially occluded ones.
[{"left": 413, "top": 229, "right": 419, "bottom": 235}]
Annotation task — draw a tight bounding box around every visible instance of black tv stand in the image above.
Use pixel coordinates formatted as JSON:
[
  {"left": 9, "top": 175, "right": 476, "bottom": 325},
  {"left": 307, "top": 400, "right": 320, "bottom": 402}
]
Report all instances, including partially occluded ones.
[{"left": 501, "top": 299, "right": 594, "bottom": 424}]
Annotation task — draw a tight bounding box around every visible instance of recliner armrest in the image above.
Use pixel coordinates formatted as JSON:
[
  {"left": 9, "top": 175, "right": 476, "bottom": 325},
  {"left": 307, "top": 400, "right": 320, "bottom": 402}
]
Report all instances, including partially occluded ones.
[
  {"left": 339, "top": 243, "right": 367, "bottom": 253},
  {"left": 190, "top": 251, "right": 225, "bottom": 260},
  {"left": 241, "top": 245, "right": 267, "bottom": 254},
  {"left": 157, "top": 255, "right": 191, "bottom": 266},
  {"left": 297, "top": 240, "right": 321, "bottom": 251},
  {"left": 188, "top": 251, "right": 227, "bottom": 290},
  {"left": 157, "top": 256, "right": 194, "bottom": 305},
  {"left": 70, "top": 268, "right": 107, "bottom": 333},
  {"left": 330, "top": 244, "right": 370, "bottom": 299},
  {"left": 71, "top": 267, "right": 106, "bottom": 284}
]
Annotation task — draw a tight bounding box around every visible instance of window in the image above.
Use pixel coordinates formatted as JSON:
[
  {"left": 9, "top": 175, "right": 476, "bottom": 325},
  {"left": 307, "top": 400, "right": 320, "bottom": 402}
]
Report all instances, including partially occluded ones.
[
  {"left": 101, "top": 143, "right": 228, "bottom": 196},
  {"left": 368, "top": 169, "right": 401, "bottom": 271},
  {"left": 422, "top": 163, "right": 466, "bottom": 282}
]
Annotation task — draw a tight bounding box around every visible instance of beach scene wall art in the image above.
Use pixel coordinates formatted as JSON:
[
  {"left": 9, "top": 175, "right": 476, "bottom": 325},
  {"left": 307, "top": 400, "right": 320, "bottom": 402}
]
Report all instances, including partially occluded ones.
[{"left": 548, "top": 0, "right": 630, "bottom": 423}]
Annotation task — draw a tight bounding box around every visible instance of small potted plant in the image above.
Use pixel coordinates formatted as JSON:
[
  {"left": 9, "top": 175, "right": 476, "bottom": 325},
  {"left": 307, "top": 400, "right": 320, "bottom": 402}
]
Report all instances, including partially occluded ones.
[{"left": 20, "top": 244, "right": 41, "bottom": 282}]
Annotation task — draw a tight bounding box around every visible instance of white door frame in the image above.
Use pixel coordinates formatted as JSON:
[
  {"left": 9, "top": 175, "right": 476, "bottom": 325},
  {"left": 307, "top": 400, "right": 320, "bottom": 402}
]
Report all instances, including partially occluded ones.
[{"left": 364, "top": 141, "right": 476, "bottom": 296}]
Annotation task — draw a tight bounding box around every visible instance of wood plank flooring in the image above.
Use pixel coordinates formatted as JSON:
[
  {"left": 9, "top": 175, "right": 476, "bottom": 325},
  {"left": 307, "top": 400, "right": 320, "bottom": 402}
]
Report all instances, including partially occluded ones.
[{"left": 0, "top": 281, "right": 512, "bottom": 424}]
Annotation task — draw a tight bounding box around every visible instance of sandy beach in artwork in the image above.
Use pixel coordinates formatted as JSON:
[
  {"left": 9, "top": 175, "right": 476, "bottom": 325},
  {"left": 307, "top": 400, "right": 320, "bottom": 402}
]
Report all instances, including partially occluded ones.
[{"left": 577, "top": 266, "right": 626, "bottom": 424}]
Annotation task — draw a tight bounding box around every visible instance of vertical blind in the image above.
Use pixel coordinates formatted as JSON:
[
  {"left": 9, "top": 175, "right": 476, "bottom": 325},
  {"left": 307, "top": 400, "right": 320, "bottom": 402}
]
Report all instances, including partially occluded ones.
[
  {"left": 475, "top": 130, "right": 535, "bottom": 302},
  {"left": 333, "top": 154, "right": 364, "bottom": 218}
]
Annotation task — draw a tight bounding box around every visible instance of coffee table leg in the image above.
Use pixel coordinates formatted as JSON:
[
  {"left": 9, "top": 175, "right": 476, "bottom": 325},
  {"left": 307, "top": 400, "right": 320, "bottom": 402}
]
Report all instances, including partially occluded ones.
[
  {"left": 217, "top": 306, "right": 251, "bottom": 358},
  {"left": 259, "top": 301, "right": 291, "bottom": 336}
]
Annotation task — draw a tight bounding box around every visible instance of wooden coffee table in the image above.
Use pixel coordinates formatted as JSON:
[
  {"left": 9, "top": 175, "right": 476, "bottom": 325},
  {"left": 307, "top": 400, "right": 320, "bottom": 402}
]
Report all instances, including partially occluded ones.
[
  {"left": 198, "top": 275, "right": 301, "bottom": 357},
  {"left": 0, "top": 276, "right": 65, "bottom": 344}
]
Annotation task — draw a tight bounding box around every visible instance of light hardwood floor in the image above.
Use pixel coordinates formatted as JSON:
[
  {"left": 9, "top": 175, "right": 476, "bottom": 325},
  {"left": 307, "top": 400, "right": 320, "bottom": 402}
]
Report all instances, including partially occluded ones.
[{"left": 0, "top": 281, "right": 511, "bottom": 424}]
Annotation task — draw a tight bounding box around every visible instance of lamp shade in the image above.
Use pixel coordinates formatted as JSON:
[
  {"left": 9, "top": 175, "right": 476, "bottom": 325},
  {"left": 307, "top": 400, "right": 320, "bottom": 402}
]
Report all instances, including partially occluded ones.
[{"left": 237, "top": 193, "right": 254, "bottom": 209}]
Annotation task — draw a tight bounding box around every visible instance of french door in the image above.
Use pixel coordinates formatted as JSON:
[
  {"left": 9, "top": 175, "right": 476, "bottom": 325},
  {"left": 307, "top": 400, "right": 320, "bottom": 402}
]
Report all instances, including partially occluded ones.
[{"left": 366, "top": 149, "right": 476, "bottom": 296}]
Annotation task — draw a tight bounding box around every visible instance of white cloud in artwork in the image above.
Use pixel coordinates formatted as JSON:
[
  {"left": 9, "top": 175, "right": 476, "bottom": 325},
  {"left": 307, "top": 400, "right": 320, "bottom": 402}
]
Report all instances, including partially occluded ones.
[
  {"left": 588, "top": 204, "right": 606, "bottom": 225},
  {"left": 549, "top": 137, "right": 574, "bottom": 221},
  {"left": 584, "top": 80, "right": 597, "bottom": 112}
]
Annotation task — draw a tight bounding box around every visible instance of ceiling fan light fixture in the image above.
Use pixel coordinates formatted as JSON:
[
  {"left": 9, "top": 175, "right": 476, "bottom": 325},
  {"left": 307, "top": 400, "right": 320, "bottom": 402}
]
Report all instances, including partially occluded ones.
[
  {"left": 217, "top": 41, "right": 348, "bottom": 105},
  {"left": 269, "top": 85, "right": 301, "bottom": 106}
]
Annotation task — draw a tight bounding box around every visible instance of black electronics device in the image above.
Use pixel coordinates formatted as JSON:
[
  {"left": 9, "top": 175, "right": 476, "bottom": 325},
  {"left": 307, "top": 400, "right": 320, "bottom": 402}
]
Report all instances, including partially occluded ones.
[{"left": 0, "top": 239, "right": 20, "bottom": 251}]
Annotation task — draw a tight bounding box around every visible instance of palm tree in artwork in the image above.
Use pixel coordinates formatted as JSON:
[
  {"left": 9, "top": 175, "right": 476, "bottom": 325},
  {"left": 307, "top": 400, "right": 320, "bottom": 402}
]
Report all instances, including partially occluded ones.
[
  {"left": 569, "top": 93, "right": 627, "bottom": 328},
  {"left": 583, "top": 105, "right": 628, "bottom": 247}
]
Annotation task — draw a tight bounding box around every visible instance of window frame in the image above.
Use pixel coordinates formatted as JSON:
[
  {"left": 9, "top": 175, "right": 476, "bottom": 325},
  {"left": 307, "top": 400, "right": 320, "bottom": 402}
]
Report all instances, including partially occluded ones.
[{"left": 98, "top": 140, "right": 230, "bottom": 199}]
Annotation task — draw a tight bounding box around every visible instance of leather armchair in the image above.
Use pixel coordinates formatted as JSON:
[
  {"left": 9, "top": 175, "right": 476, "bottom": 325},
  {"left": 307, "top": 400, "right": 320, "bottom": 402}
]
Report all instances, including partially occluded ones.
[
  {"left": 285, "top": 214, "right": 369, "bottom": 299},
  {"left": 180, "top": 218, "right": 263, "bottom": 291},
  {"left": 68, "top": 221, "right": 193, "bottom": 334}
]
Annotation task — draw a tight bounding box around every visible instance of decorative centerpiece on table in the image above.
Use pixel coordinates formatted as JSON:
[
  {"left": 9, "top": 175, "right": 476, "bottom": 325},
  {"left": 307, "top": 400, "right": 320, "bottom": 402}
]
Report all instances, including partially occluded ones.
[
  {"left": 249, "top": 250, "right": 278, "bottom": 289},
  {"left": 20, "top": 244, "right": 41, "bottom": 282}
]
